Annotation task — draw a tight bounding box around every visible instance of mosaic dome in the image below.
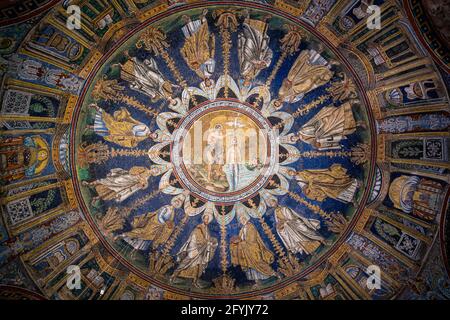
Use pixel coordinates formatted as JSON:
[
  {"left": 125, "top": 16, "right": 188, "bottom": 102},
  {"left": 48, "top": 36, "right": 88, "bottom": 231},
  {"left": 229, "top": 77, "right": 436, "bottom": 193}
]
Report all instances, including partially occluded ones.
[{"left": 0, "top": 0, "right": 449, "bottom": 300}]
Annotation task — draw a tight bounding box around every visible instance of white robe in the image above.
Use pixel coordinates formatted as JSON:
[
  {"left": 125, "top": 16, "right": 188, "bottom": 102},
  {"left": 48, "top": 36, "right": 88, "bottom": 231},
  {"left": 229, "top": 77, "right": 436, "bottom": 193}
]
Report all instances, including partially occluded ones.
[
  {"left": 94, "top": 168, "right": 147, "bottom": 203},
  {"left": 223, "top": 164, "right": 260, "bottom": 192},
  {"left": 122, "top": 205, "right": 173, "bottom": 250},
  {"left": 181, "top": 18, "right": 216, "bottom": 79},
  {"left": 275, "top": 207, "right": 325, "bottom": 255}
]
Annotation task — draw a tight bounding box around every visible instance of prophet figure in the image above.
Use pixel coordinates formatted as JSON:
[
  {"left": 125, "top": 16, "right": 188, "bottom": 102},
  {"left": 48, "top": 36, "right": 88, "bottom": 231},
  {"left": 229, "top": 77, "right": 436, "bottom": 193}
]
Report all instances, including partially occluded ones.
[
  {"left": 230, "top": 214, "right": 277, "bottom": 284},
  {"left": 88, "top": 104, "right": 154, "bottom": 148},
  {"left": 278, "top": 49, "right": 333, "bottom": 103},
  {"left": 83, "top": 166, "right": 158, "bottom": 204},
  {"left": 292, "top": 164, "right": 358, "bottom": 203},
  {"left": 170, "top": 213, "right": 218, "bottom": 288},
  {"left": 238, "top": 15, "right": 273, "bottom": 86},
  {"left": 180, "top": 9, "right": 216, "bottom": 82},
  {"left": 296, "top": 102, "right": 356, "bottom": 150}
]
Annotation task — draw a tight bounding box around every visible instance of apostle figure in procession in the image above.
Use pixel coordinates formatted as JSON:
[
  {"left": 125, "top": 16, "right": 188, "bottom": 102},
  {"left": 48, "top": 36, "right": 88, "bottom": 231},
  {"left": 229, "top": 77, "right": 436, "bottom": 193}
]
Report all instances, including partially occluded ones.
[
  {"left": 87, "top": 104, "right": 155, "bottom": 148},
  {"left": 277, "top": 49, "right": 333, "bottom": 103},
  {"left": 170, "top": 213, "right": 218, "bottom": 288},
  {"left": 119, "top": 55, "right": 179, "bottom": 104},
  {"left": 268, "top": 199, "right": 327, "bottom": 256},
  {"left": 295, "top": 102, "right": 357, "bottom": 150},
  {"left": 230, "top": 214, "right": 278, "bottom": 286},
  {"left": 0, "top": 136, "right": 49, "bottom": 182},
  {"left": 83, "top": 166, "right": 158, "bottom": 205},
  {"left": 117, "top": 194, "right": 185, "bottom": 251},
  {"left": 238, "top": 14, "right": 273, "bottom": 87},
  {"left": 180, "top": 9, "right": 216, "bottom": 83},
  {"left": 291, "top": 164, "right": 359, "bottom": 204},
  {"left": 225, "top": 135, "right": 242, "bottom": 191}
]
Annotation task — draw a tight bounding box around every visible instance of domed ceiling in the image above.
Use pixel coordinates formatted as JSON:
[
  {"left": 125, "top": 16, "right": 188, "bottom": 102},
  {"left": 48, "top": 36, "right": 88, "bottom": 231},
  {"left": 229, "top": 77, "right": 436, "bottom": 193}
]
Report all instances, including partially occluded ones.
[{"left": 0, "top": 0, "right": 449, "bottom": 300}]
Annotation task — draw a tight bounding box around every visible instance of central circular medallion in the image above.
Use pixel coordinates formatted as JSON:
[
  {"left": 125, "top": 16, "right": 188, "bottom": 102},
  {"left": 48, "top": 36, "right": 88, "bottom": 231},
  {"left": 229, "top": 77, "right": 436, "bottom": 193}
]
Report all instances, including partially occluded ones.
[{"left": 172, "top": 99, "right": 277, "bottom": 204}]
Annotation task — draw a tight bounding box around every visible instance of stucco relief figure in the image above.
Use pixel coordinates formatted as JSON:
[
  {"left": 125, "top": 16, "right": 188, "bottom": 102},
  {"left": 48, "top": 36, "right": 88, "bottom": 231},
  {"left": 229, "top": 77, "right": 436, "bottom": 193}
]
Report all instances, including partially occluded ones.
[
  {"left": 270, "top": 199, "right": 327, "bottom": 255},
  {"left": 118, "top": 195, "right": 185, "bottom": 251},
  {"left": 83, "top": 166, "right": 157, "bottom": 204},
  {"left": 278, "top": 49, "right": 333, "bottom": 103},
  {"left": 238, "top": 15, "right": 273, "bottom": 86},
  {"left": 180, "top": 9, "right": 216, "bottom": 83},
  {"left": 88, "top": 104, "right": 154, "bottom": 148},
  {"left": 119, "top": 56, "right": 178, "bottom": 104},
  {"left": 293, "top": 164, "right": 358, "bottom": 204},
  {"left": 170, "top": 213, "right": 218, "bottom": 288},
  {"left": 230, "top": 215, "right": 277, "bottom": 285},
  {"left": 296, "top": 102, "right": 356, "bottom": 150}
]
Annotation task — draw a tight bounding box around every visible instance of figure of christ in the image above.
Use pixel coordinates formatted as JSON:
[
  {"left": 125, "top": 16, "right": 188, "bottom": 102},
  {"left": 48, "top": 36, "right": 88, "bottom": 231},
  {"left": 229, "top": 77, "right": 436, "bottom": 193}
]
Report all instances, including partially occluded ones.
[
  {"left": 225, "top": 135, "right": 242, "bottom": 191},
  {"left": 170, "top": 214, "right": 218, "bottom": 288},
  {"left": 119, "top": 56, "right": 178, "bottom": 104},
  {"left": 223, "top": 135, "right": 261, "bottom": 192},
  {"left": 278, "top": 50, "right": 333, "bottom": 103}
]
